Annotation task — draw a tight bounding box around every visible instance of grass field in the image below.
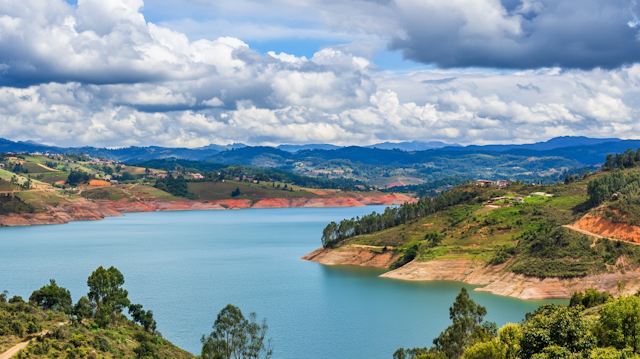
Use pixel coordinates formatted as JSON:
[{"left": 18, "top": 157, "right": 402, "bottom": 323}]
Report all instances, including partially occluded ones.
[
  {"left": 37, "top": 171, "right": 70, "bottom": 184},
  {"left": 0, "top": 180, "right": 19, "bottom": 191},
  {"left": 15, "top": 190, "right": 70, "bottom": 211},
  {"left": 127, "top": 185, "right": 182, "bottom": 201},
  {"left": 343, "top": 180, "right": 592, "bottom": 265},
  {"left": 80, "top": 185, "right": 183, "bottom": 201},
  {"left": 188, "top": 181, "right": 320, "bottom": 201}
]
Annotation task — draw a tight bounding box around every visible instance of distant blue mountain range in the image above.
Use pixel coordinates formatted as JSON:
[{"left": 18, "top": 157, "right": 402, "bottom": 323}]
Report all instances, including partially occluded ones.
[
  {"left": 277, "top": 144, "right": 342, "bottom": 152},
  {"left": 443, "top": 136, "right": 622, "bottom": 152},
  {"left": 0, "top": 136, "right": 635, "bottom": 165}
]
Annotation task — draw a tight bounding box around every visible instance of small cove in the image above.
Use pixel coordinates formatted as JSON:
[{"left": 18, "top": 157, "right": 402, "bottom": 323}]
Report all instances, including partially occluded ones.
[{"left": 0, "top": 207, "right": 567, "bottom": 359}]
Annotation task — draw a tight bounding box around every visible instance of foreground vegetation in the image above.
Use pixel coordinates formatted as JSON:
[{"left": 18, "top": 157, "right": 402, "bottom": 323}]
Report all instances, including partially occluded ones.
[
  {"left": 395, "top": 287, "right": 640, "bottom": 359},
  {"left": 0, "top": 268, "right": 272, "bottom": 359}
]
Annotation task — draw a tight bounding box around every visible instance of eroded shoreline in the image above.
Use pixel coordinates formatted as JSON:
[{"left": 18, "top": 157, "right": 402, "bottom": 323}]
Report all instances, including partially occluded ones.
[
  {"left": 0, "top": 193, "right": 416, "bottom": 227},
  {"left": 302, "top": 246, "right": 640, "bottom": 300}
]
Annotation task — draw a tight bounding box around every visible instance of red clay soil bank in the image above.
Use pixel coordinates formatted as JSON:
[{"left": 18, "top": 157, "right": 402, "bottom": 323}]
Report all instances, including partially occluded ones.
[
  {"left": 573, "top": 214, "right": 640, "bottom": 244},
  {"left": 0, "top": 194, "right": 416, "bottom": 227}
]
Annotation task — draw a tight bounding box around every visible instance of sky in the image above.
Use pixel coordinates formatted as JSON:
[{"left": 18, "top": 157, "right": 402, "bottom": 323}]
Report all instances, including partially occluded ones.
[{"left": 1, "top": 0, "right": 640, "bottom": 148}]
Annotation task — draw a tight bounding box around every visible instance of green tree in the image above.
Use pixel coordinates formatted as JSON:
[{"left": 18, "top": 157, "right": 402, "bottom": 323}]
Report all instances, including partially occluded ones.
[
  {"left": 9, "top": 295, "right": 24, "bottom": 303},
  {"left": 604, "top": 154, "right": 616, "bottom": 171},
  {"left": 129, "top": 304, "right": 157, "bottom": 333},
  {"left": 570, "top": 288, "right": 613, "bottom": 309},
  {"left": 462, "top": 339, "right": 504, "bottom": 359},
  {"left": 74, "top": 296, "right": 93, "bottom": 320},
  {"left": 133, "top": 333, "right": 159, "bottom": 359},
  {"left": 29, "top": 279, "right": 73, "bottom": 313},
  {"left": 231, "top": 187, "right": 241, "bottom": 197},
  {"left": 616, "top": 154, "right": 626, "bottom": 169},
  {"left": 498, "top": 323, "right": 522, "bottom": 359},
  {"left": 519, "top": 304, "right": 595, "bottom": 359},
  {"left": 87, "top": 266, "right": 131, "bottom": 327},
  {"left": 599, "top": 295, "right": 640, "bottom": 352},
  {"left": 432, "top": 288, "right": 490, "bottom": 359},
  {"left": 201, "top": 304, "right": 273, "bottom": 359},
  {"left": 589, "top": 347, "right": 638, "bottom": 359}
]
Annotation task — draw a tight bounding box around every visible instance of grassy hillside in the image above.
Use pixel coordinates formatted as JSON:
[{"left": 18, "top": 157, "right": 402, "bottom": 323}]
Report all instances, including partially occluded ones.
[
  {"left": 0, "top": 268, "right": 195, "bottom": 359},
  {"left": 0, "top": 180, "right": 19, "bottom": 191},
  {"left": 188, "top": 181, "right": 319, "bottom": 201},
  {"left": 332, "top": 166, "right": 640, "bottom": 277},
  {"left": 15, "top": 191, "right": 70, "bottom": 211},
  {"left": 0, "top": 153, "right": 396, "bottom": 217},
  {"left": 0, "top": 301, "right": 192, "bottom": 359}
]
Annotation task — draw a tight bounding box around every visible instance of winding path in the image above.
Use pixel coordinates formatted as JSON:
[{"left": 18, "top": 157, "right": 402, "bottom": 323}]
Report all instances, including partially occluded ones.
[
  {"left": 0, "top": 339, "right": 30, "bottom": 359},
  {"left": 563, "top": 224, "right": 640, "bottom": 247},
  {"left": 0, "top": 330, "right": 48, "bottom": 359}
]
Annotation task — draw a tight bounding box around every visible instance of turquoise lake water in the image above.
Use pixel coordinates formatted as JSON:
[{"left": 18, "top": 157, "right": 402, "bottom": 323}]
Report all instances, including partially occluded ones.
[{"left": 0, "top": 207, "right": 567, "bottom": 359}]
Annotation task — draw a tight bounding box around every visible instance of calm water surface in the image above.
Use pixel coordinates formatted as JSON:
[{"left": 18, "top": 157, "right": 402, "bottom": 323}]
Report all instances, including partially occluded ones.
[{"left": 0, "top": 207, "right": 566, "bottom": 359}]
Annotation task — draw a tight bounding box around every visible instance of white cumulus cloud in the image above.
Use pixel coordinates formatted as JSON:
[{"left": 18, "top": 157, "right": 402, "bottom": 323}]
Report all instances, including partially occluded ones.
[{"left": 0, "top": 0, "right": 639, "bottom": 148}]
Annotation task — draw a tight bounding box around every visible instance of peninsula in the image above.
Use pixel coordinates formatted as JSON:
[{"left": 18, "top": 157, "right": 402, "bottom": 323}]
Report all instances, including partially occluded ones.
[{"left": 304, "top": 148, "right": 640, "bottom": 300}]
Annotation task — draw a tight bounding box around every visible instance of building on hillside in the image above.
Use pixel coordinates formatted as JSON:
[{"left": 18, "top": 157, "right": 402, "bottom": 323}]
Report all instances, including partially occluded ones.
[
  {"left": 487, "top": 196, "right": 525, "bottom": 204},
  {"left": 494, "top": 180, "right": 509, "bottom": 187},
  {"left": 192, "top": 173, "right": 204, "bottom": 180},
  {"left": 477, "top": 180, "right": 493, "bottom": 186},
  {"left": 0, "top": 163, "right": 4, "bottom": 168},
  {"left": 530, "top": 192, "right": 554, "bottom": 197}
]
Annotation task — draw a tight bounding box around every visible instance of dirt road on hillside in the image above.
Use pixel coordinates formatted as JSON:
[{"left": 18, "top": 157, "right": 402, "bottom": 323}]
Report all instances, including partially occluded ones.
[{"left": 0, "top": 329, "right": 48, "bottom": 359}]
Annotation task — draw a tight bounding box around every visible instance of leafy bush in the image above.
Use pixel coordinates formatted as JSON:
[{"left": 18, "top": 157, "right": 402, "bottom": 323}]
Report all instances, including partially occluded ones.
[
  {"left": 66, "top": 170, "right": 91, "bottom": 186},
  {"left": 391, "top": 243, "right": 419, "bottom": 269},
  {"left": 489, "top": 245, "right": 518, "bottom": 265},
  {"left": 154, "top": 176, "right": 198, "bottom": 199},
  {"left": 570, "top": 288, "right": 612, "bottom": 308},
  {"left": 92, "top": 337, "right": 112, "bottom": 352},
  {"left": 0, "top": 194, "right": 34, "bottom": 215},
  {"left": 511, "top": 228, "right": 640, "bottom": 277}
]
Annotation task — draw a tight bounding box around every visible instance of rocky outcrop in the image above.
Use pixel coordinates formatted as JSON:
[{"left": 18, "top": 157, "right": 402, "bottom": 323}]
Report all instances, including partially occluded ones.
[
  {"left": 304, "top": 248, "right": 640, "bottom": 300},
  {"left": 379, "top": 258, "right": 640, "bottom": 299},
  {"left": 301, "top": 246, "right": 400, "bottom": 268},
  {"left": 573, "top": 214, "right": 640, "bottom": 243},
  {"left": 379, "top": 258, "right": 508, "bottom": 284},
  {"left": 0, "top": 194, "right": 416, "bottom": 227}
]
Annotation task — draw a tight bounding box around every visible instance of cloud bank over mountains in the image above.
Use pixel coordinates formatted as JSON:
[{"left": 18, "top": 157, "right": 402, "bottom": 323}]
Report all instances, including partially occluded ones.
[{"left": 0, "top": 0, "right": 639, "bottom": 147}]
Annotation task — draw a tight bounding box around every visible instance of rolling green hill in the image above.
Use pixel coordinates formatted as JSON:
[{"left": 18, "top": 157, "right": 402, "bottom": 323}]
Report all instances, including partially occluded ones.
[{"left": 322, "top": 149, "right": 640, "bottom": 278}]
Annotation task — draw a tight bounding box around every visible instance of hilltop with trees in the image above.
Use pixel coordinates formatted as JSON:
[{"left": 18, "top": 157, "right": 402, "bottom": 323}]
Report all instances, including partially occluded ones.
[
  {"left": 0, "top": 267, "right": 272, "bottom": 359},
  {"left": 310, "top": 148, "right": 640, "bottom": 290}
]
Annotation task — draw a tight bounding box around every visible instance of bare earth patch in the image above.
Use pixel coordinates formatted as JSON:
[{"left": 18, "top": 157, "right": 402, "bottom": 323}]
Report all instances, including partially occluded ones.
[{"left": 573, "top": 214, "right": 640, "bottom": 244}]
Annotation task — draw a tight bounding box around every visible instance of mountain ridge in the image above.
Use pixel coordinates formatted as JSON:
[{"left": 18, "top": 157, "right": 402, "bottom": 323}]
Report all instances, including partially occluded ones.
[{"left": 0, "top": 136, "right": 636, "bottom": 166}]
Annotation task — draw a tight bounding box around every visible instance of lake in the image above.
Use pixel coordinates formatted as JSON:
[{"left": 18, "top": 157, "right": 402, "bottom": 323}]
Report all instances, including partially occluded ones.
[{"left": 0, "top": 207, "right": 566, "bottom": 359}]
